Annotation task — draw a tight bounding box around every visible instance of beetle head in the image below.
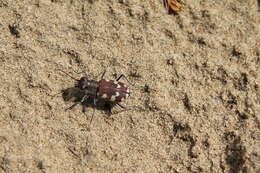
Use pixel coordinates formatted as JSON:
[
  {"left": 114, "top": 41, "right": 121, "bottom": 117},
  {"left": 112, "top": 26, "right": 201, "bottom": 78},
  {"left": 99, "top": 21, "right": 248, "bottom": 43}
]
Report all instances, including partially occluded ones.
[{"left": 77, "top": 76, "right": 90, "bottom": 90}]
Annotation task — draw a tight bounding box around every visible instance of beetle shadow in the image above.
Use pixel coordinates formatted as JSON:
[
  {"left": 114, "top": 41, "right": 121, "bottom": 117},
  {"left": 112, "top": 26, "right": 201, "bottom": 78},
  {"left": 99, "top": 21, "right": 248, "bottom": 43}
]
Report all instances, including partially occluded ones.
[{"left": 61, "top": 87, "right": 117, "bottom": 115}]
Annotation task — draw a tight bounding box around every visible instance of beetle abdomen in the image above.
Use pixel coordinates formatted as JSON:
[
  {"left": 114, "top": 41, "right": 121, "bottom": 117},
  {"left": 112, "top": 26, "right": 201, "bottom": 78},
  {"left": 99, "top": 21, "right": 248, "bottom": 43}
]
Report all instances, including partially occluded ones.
[{"left": 97, "top": 79, "right": 130, "bottom": 102}]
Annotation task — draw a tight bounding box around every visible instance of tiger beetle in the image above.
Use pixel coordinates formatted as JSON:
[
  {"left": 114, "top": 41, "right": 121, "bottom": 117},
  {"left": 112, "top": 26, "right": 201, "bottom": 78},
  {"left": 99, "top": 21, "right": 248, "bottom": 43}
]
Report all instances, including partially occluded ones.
[{"left": 59, "top": 67, "right": 146, "bottom": 123}]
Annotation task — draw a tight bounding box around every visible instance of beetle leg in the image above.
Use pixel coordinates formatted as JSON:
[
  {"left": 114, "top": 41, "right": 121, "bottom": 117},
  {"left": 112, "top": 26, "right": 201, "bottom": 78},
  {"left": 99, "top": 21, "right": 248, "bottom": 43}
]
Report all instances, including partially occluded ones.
[
  {"left": 66, "top": 94, "right": 88, "bottom": 111},
  {"left": 95, "top": 65, "right": 111, "bottom": 80},
  {"left": 66, "top": 102, "right": 80, "bottom": 111},
  {"left": 116, "top": 103, "right": 143, "bottom": 111},
  {"left": 82, "top": 105, "right": 87, "bottom": 113},
  {"left": 100, "top": 69, "right": 107, "bottom": 79},
  {"left": 112, "top": 104, "right": 128, "bottom": 115},
  {"left": 116, "top": 103, "right": 128, "bottom": 109},
  {"left": 89, "top": 97, "right": 97, "bottom": 124},
  {"left": 116, "top": 74, "right": 145, "bottom": 90},
  {"left": 116, "top": 74, "right": 124, "bottom": 81},
  {"left": 104, "top": 102, "right": 113, "bottom": 116}
]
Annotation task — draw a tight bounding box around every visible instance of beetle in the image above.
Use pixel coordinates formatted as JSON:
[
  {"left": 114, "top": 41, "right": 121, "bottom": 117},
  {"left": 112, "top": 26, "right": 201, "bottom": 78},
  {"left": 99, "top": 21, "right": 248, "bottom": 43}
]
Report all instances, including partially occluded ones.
[
  {"left": 60, "top": 68, "right": 145, "bottom": 119},
  {"left": 75, "top": 74, "right": 131, "bottom": 108}
]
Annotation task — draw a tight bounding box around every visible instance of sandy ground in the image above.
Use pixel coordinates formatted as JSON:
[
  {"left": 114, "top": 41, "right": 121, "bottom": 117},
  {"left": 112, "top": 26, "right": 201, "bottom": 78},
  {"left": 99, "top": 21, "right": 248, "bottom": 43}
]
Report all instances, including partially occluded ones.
[{"left": 0, "top": 0, "right": 259, "bottom": 172}]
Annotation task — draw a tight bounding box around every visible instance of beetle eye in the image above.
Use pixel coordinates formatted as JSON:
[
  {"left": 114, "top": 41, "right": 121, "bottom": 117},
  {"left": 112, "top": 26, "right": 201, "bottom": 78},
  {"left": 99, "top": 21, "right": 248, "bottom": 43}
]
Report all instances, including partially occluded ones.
[{"left": 77, "top": 77, "right": 89, "bottom": 89}]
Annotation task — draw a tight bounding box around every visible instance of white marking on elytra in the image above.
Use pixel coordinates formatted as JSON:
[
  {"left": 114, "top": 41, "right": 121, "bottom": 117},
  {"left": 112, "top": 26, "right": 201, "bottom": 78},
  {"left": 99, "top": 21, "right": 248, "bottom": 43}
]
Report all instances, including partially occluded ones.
[
  {"left": 115, "top": 92, "right": 120, "bottom": 97},
  {"left": 126, "top": 88, "right": 130, "bottom": 93},
  {"left": 121, "top": 97, "right": 125, "bottom": 101},
  {"left": 116, "top": 84, "right": 121, "bottom": 88},
  {"left": 101, "top": 94, "right": 108, "bottom": 99},
  {"left": 126, "top": 93, "right": 129, "bottom": 98},
  {"left": 110, "top": 95, "right": 116, "bottom": 101}
]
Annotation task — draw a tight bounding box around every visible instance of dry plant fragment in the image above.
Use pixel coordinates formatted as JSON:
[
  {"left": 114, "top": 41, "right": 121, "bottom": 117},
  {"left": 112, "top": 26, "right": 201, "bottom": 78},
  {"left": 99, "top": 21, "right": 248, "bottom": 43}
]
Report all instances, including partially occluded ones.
[{"left": 166, "top": 0, "right": 184, "bottom": 12}]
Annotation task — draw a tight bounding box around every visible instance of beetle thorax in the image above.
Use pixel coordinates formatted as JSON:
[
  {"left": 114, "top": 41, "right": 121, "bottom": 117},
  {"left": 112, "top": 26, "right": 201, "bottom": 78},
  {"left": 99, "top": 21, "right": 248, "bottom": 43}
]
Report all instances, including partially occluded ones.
[{"left": 77, "top": 77, "right": 98, "bottom": 96}]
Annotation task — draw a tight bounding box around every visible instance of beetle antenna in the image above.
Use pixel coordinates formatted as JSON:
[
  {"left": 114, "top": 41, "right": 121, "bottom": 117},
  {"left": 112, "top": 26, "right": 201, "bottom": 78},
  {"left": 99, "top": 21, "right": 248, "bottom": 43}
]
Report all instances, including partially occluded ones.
[
  {"left": 70, "top": 67, "right": 88, "bottom": 76},
  {"left": 50, "top": 91, "right": 64, "bottom": 98},
  {"left": 58, "top": 69, "right": 79, "bottom": 81}
]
